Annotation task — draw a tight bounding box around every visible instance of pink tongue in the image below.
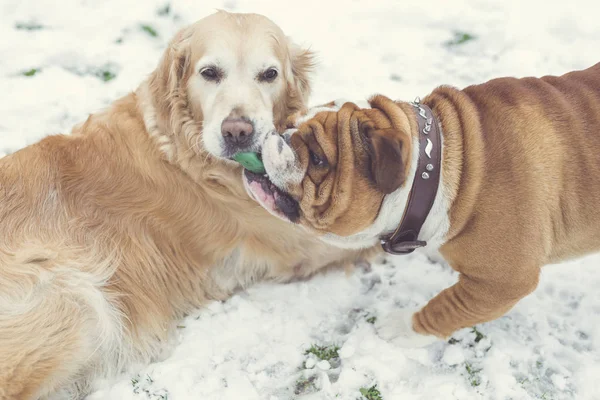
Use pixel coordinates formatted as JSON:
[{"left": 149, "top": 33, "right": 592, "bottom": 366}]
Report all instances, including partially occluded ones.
[{"left": 249, "top": 181, "right": 277, "bottom": 210}]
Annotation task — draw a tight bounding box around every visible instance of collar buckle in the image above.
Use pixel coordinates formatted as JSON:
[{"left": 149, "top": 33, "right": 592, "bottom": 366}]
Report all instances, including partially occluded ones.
[
  {"left": 381, "top": 230, "right": 426, "bottom": 255},
  {"left": 381, "top": 239, "right": 427, "bottom": 255}
]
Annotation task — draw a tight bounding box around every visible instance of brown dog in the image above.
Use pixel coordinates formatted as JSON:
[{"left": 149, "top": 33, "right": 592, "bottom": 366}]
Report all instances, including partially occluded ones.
[
  {"left": 0, "top": 12, "right": 372, "bottom": 400},
  {"left": 245, "top": 63, "right": 600, "bottom": 346}
]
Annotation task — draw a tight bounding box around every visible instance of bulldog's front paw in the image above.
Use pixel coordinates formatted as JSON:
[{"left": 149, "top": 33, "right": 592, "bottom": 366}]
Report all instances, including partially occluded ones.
[{"left": 375, "top": 309, "right": 439, "bottom": 348}]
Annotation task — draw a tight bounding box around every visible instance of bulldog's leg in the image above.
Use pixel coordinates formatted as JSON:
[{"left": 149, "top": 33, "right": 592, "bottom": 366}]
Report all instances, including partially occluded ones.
[
  {"left": 377, "top": 266, "right": 540, "bottom": 347},
  {"left": 414, "top": 268, "right": 541, "bottom": 336}
]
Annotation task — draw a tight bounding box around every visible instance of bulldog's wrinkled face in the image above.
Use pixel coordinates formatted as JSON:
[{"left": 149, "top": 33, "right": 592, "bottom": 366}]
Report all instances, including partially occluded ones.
[{"left": 243, "top": 95, "right": 416, "bottom": 248}]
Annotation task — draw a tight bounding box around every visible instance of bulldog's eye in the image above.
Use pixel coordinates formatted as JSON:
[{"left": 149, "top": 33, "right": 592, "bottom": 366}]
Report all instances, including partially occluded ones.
[
  {"left": 200, "top": 66, "right": 222, "bottom": 82},
  {"left": 259, "top": 68, "right": 278, "bottom": 82},
  {"left": 309, "top": 150, "right": 325, "bottom": 167}
]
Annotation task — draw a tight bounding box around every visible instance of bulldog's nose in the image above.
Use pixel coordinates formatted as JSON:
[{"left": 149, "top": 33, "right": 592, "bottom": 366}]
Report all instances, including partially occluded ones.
[{"left": 221, "top": 118, "right": 254, "bottom": 145}]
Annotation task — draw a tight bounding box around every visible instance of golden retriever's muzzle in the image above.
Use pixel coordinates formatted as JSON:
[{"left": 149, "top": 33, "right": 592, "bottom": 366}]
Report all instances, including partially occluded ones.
[{"left": 220, "top": 115, "right": 260, "bottom": 157}]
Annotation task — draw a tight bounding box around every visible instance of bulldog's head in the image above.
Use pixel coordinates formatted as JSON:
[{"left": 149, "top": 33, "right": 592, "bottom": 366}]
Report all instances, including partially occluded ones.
[{"left": 243, "top": 95, "right": 417, "bottom": 249}]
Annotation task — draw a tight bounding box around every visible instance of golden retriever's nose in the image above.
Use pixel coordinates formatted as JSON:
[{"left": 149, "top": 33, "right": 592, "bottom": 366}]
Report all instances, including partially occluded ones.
[{"left": 221, "top": 118, "right": 254, "bottom": 142}]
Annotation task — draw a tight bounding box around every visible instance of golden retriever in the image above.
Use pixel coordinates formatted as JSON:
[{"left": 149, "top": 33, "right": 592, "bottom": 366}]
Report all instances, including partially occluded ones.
[{"left": 0, "top": 11, "right": 371, "bottom": 400}]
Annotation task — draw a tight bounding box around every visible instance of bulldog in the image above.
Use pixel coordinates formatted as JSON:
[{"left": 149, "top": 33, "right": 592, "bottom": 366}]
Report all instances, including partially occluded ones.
[{"left": 243, "top": 62, "right": 600, "bottom": 346}]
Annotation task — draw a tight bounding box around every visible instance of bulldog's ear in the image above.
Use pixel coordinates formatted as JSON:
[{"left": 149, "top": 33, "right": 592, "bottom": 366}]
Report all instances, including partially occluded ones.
[{"left": 362, "top": 122, "right": 407, "bottom": 194}]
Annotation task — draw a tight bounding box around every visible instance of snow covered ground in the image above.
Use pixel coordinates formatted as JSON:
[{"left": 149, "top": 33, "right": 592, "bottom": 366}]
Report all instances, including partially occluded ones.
[{"left": 2, "top": 0, "right": 600, "bottom": 399}]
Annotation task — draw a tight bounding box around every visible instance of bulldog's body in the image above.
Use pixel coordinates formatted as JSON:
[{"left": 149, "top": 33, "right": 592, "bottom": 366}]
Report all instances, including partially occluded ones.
[{"left": 245, "top": 63, "right": 600, "bottom": 345}]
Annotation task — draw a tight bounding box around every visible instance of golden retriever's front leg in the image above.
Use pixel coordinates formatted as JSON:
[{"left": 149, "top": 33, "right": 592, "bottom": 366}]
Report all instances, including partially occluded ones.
[{"left": 377, "top": 267, "right": 540, "bottom": 347}]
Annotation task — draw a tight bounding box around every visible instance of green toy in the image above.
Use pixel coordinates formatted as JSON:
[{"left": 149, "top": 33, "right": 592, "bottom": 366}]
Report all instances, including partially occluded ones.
[{"left": 233, "top": 152, "right": 265, "bottom": 174}]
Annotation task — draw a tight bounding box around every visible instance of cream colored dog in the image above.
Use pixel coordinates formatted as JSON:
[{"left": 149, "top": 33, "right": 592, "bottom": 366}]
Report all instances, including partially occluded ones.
[
  {"left": 0, "top": 12, "right": 372, "bottom": 400},
  {"left": 247, "top": 63, "right": 600, "bottom": 347}
]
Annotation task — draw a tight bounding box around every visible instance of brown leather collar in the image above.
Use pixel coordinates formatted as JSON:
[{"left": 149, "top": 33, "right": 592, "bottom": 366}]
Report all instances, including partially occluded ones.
[{"left": 381, "top": 99, "right": 442, "bottom": 255}]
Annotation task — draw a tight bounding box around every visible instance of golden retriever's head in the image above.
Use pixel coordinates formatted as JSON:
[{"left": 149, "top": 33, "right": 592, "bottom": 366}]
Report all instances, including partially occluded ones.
[
  {"left": 146, "top": 11, "right": 314, "bottom": 162},
  {"left": 243, "top": 95, "right": 415, "bottom": 248}
]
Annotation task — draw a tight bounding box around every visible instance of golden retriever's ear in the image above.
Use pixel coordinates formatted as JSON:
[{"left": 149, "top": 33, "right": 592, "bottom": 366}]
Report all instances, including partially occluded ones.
[
  {"left": 361, "top": 122, "right": 408, "bottom": 194},
  {"left": 149, "top": 27, "right": 193, "bottom": 102},
  {"left": 287, "top": 41, "right": 315, "bottom": 104},
  {"left": 276, "top": 40, "right": 315, "bottom": 131}
]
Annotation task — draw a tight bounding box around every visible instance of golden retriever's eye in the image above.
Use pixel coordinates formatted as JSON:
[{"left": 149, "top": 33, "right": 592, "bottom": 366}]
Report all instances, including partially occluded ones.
[
  {"left": 259, "top": 68, "right": 278, "bottom": 82},
  {"left": 309, "top": 150, "right": 325, "bottom": 167},
  {"left": 200, "top": 67, "right": 222, "bottom": 82}
]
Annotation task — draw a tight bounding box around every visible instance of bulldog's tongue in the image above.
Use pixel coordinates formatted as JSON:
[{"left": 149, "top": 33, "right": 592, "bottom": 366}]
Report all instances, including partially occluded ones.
[
  {"left": 248, "top": 180, "right": 277, "bottom": 210},
  {"left": 244, "top": 170, "right": 300, "bottom": 222}
]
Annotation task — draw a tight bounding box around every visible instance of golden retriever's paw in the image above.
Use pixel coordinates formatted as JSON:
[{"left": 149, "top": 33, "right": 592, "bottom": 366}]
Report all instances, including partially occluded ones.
[{"left": 375, "top": 309, "right": 439, "bottom": 348}]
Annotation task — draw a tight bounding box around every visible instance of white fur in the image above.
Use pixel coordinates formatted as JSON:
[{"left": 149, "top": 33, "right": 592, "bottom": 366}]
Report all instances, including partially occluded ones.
[
  {"left": 375, "top": 308, "right": 438, "bottom": 348},
  {"left": 187, "top": 34, "right": 287, "bottom": 159},
  {"left": 262, "top": 133, "right": 305, "bottom": 190}
]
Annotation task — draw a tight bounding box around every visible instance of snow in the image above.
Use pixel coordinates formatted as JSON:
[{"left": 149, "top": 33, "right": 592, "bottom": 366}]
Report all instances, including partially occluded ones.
[{"left": 2, "top": 0, "right": 600, "bottom": 399}]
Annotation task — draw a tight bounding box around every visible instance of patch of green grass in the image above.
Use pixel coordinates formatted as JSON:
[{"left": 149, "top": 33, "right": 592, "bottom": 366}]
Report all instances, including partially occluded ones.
[
  {"left": 64, "top": 64, "right": 118, "bottom": 82},
  {"left": 305, "top": 344, "right": 340, "bottom": 361},
  {"left": 15, "top": 22, "right": 44, "bottom": 31},
  {"left": 445, "top": 31, "right": 477, "bottom": 47},
  {"left": 359, "top": 385, "right": 383, "bottom": 400},
  {"left": 22, "top": 68, "right": 40, "bottom": 77},
  {"left": 294, "top": 375, "right": 317, "bottom": 395},
  {"left": 96, "top": 69, "right": 116, "bottom": 82},
  {"left": 141, "top": 24, "right": 158, "bottom": 37},
  {"left": 157, "top": 3, "right": 171, "bottom": 16},
  {"left": 472, "top": 327, "right": 485, "bottom": 343},
  {"left": 366, "top": 316, "right": 377, "bottom": 324},
  {"left": 448, "top": 337, "right": 460, "bottom": 345},
  {"left": 176, "top": 325, "right": 185, "bottom": 329},
  {"left": 465, "top": 363, "right": 482, "bottom": 387}
]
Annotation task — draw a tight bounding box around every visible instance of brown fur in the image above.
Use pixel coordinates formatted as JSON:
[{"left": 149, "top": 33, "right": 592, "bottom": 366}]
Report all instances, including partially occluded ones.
[
  {"left": 0, "top": 12, "right": 372, "bottom": 400},
  {"left": 285, "top": 98, "right": 416, "bottom": 236},
  {"left": 270, "top": 63, "right": 600, "bottom": 339}
]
